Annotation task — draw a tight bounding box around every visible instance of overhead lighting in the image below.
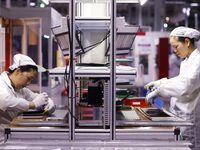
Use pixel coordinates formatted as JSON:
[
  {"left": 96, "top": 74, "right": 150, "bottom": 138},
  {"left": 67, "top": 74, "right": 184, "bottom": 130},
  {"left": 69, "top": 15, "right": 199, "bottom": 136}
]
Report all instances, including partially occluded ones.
[
  {"left": 42, "top": 0, "right": 49, "bottom": 5},
  {"left": 190, "top": 3, "right": 198, "bottom": 7},
  {"left": 29, "top": 2, "right": 36, "bottom": 7},
  {"left": 140, "top": 0, "right": 147, "bottom": 6},
  {"left": 44, "top": 35, "right": 49, "bottom": 39},
  {"left": 182, "top": 7, "right": 191, "bottom": 17}
]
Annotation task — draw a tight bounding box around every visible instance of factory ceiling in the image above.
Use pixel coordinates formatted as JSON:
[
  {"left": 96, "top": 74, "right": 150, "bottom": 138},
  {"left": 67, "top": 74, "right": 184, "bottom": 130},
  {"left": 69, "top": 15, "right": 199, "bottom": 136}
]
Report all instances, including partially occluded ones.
[{"left": 0, "top": 0, "right": 200, "bottom": 31}]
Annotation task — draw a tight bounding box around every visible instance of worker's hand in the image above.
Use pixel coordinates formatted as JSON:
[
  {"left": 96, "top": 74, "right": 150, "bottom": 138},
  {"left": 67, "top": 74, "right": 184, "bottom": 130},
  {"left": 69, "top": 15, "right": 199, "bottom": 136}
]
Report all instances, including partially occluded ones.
[
  {"left": 146, "top": 78, "right": 167, "bottom": 91},
  {"left": 32, "top": 92, "right": 48, "bottom": 108},
  {"left": 145, "top": 89, "right": 158, "bottom": 105},
  {"left": 44, "top": 98, "right": 55, "bottom": 115}
]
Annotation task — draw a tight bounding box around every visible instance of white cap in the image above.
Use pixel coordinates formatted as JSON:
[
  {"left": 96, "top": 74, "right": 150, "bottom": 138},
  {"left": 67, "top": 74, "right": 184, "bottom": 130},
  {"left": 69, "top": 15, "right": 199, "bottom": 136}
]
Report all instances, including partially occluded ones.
[
  {"left": 170, "top": 26, "right": 200, "bottom": 41},
  {"left": 9, "top": 54, "right": 46, "bottom": 72}
]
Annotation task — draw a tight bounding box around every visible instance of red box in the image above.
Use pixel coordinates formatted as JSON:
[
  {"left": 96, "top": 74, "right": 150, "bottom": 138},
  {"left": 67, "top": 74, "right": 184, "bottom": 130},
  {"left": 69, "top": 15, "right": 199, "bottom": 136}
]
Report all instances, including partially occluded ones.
[{"left": 124, "top": 97, "right": 149, "bottom": 108}]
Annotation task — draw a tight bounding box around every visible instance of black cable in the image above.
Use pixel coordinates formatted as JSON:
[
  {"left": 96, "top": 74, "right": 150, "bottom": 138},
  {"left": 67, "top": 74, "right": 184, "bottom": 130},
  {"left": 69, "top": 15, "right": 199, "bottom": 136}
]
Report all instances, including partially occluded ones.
[
  {"left": 76, "top": 30, "right": 110, "bottom": 55},
  {"left": 83, "top": 31, "right": 110, "bottom": 53},
  {"left": 63, "top": 59, "right": 79, "bottom": 125}
]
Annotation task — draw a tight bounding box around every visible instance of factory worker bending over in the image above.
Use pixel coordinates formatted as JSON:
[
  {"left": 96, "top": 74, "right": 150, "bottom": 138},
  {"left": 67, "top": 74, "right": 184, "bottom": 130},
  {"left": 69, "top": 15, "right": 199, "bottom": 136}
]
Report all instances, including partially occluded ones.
[
  {"left": 146, "top": 26, "right": 200, "bottom": 150},
  {"left": 0, "top": 54, "right": 55, "bottom": 119}
]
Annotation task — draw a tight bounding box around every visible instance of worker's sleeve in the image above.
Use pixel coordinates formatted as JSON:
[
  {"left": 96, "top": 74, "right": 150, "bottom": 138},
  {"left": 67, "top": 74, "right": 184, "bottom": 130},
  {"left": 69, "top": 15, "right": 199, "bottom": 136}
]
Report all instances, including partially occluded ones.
[
  {"left": 5, "top": 95, "right": 29, "bottom": 112},
  {"left": 157, "top": 61, "right": 200, "bottom": 100},
  {"left": 3, "top": 88, "right": 38, "bottom": 112},
  {"left": 23, "top": 88, "right": 45, "bottom": 111},
  {"left": 23, "top": 87, "right": 39, "bottom": 101},
  {"left": 0, "top": 92, "right": 7, "bottom": 111},
  {"left": 0, "top": 85, "right": 29, "bottom": 112}
]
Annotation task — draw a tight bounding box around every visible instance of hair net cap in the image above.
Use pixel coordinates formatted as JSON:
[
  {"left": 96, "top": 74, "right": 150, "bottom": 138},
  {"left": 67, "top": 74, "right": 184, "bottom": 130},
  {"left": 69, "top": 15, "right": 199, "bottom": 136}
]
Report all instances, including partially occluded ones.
[
  {"left": 9, "top": 54, "right": 46, "bottom": 72},
  {"left": 170, "top": 26, "right": 200, "bottom": 41}
]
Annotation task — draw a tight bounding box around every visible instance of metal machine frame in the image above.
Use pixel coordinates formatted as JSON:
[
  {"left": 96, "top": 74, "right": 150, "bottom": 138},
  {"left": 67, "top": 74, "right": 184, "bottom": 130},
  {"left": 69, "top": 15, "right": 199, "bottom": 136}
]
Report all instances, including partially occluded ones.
[{"left": 0, "top": 1, "right": 192, "bottom": 149}]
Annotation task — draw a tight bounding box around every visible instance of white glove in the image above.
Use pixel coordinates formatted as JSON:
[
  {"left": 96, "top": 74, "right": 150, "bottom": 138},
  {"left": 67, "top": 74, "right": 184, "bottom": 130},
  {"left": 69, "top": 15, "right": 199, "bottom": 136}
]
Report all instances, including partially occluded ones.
[
  {"left": 146, "top": 78, "right": 167, "bottom": 91},
  {"left": 44, "top": 98, "right": 55, "bottom": 115},
  {"left": 145, "top": 89, "right": 158, "bottom": 105},
  {"left": 32, "top": 92, "right": 48, "bottom": 108}
]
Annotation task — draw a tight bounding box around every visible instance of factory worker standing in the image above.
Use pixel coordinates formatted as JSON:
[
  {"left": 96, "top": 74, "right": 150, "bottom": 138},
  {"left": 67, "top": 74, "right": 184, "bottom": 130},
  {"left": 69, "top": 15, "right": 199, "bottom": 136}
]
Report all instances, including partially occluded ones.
[
  {"left": 145, "top": 26, "right": 200, "bottom": 150},
  {"left": 0, "top": 54, "right": 55, "bottom": 119}
]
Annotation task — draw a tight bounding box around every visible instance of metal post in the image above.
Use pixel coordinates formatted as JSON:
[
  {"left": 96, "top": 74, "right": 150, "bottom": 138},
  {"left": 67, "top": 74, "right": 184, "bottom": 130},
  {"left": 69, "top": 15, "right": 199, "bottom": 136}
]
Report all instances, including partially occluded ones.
[
  {"left": 27, "top": 0, "right": 30, "bottom": 7},
  {"left": 185, "top": 13, "right": 188, "bottom": 27},
  {"left": 138, "top": 4, "right": 142, "bottom": 27},
  {"left": 69, "top": 0, "right": 76, "bottom": 140},
  {"left": 194, "top": 13, "right": 198, "bottom": 30},
  {"left": 110, "top": 0, "right": 116, "bottom": 140},
  {"left": 6, "top": 0, "right": 11, "bottom": 8},
  {"left": 153, "top": 0, "right": 165, "bottom": 31}
]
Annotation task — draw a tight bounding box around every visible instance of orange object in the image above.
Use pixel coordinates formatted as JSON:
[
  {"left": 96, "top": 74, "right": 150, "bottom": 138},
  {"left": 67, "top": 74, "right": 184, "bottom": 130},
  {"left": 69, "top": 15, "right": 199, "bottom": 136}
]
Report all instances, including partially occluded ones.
[
  {"left": 124, "top": 97, "right": 149, "bottom": 108},
  {"left": 65, "top": 56, "right": 69, "bottom": 65}
]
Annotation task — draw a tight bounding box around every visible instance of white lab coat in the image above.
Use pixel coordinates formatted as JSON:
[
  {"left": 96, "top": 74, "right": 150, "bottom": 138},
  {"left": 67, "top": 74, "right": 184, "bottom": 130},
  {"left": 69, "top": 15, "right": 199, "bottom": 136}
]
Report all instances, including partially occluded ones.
[
  {"left": 156, "top": 49, "right": 200, "bottom": 149},
  {"left": 0, "top": 71, "right": 39, "bottom": 118}
]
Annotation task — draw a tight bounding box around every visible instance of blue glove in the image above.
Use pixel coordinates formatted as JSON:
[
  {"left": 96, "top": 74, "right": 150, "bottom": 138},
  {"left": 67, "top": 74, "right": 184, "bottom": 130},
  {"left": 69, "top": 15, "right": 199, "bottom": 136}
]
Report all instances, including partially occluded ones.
[{"left": 145, "top": 89, "right": 158, "bottom": 105}]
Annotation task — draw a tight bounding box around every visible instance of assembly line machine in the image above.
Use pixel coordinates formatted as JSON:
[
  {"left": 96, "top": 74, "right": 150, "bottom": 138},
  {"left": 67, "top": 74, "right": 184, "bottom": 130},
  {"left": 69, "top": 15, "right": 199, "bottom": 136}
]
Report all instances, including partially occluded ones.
[
  {"left": 0, "top": 63, "right": 192, "bottom": 149},
  {"left": 0, "top": 101, "right": 192, "bottom": 149},
  {"left": 0, "top": 1, "right": 193, "bottom": 149}
]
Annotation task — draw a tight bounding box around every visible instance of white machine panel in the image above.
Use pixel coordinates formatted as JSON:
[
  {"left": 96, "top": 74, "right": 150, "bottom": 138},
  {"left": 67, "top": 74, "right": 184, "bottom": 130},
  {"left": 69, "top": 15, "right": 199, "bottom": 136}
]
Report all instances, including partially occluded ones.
[
  {"left": 133, "top": 32, "right": 170, "bottom": 85},
  {"left": 0, "top": 26, "right": 5, "bottom": 67}
]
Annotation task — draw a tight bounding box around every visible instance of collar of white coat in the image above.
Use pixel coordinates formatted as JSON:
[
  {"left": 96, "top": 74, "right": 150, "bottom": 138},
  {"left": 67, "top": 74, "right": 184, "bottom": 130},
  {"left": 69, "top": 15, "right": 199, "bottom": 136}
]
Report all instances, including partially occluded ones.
[
  {"left": 184, "top": 48, "right": 199, "bottom": 65},
  {"left": 1, "top": 71, "right": 16, "bottom": 92},
  {"left": 186, "top": 48, "right": 198, "bottom": 59}
]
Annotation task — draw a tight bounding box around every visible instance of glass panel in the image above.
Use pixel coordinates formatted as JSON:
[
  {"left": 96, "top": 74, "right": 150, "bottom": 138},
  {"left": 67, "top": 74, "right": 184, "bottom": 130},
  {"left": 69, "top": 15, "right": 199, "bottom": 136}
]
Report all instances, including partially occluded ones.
[
  {"left": 26, "top": 24, "right": 39, "bottom": 84},
  {"left": 42, "top": 36, "right": 49, "bottom": 86},
  {"left": 139, "top": 55, "right": 148, "bottom": 75},
  {"left": 12, "top": 26, "right": 22, "bottom": 55}
]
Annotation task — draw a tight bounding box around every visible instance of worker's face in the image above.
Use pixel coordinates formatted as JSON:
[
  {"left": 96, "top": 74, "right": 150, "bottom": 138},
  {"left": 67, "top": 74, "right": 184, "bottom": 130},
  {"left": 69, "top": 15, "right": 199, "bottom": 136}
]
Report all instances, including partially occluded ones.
[
  {"left": 170, "top": 36, "right": 189, "bottom": 58},
  {"left": 13, "top": 68, "right": 38, "bottom": 90}
]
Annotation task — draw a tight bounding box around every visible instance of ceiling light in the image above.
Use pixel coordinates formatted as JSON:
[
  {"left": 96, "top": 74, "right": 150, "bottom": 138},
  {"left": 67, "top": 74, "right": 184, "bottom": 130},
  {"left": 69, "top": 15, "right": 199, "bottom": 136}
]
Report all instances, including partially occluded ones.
[
  {"left": 44, "top": 35, "right": 49, "bottom": 39},
  {"left": 29, "top": 2, "right": 36, "bottom": 7},
  {"left": 190, "top": 3, "right": 198, "bottom": 7},
  {"left": 140, "top": 0, "right": 147, "bottom": 6},
  {"left": 182, "top": 7, "right": 190, "bottom": 17}
]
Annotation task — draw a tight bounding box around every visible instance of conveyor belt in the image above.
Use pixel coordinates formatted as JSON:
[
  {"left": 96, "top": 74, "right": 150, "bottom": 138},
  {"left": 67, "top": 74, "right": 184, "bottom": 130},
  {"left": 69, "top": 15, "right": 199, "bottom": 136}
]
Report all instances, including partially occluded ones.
[
  {"left": 116, "top": 110, "right": 140, "bottom": 120},
  {"left": 46, "top": 109, "right": 68, "bottom": 121},
  {"left": 11, "top": 109, "right": 68, "bottom": 127}
]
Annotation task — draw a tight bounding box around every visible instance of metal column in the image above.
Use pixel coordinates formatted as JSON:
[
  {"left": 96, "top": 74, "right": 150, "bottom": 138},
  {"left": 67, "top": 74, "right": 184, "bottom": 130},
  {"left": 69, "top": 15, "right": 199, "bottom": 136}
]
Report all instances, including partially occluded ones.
[
  {"left": 110, "top": 0, "right": 116, "bottom": 140},
  {"left": 69, "top": 0, "right": 76, "bottom": 140}
]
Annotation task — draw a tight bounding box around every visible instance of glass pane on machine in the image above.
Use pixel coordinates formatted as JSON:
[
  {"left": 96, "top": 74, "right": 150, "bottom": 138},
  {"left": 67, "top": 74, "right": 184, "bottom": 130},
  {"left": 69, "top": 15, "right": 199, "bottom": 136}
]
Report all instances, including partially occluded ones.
[
  {"left": 139, "top": 55, "right": 148, "bottom": 75},
  {"left": 27, "top": 24, "right": 39, "bottom": 84},
  {"left": 12, "top": 26, "right": 22, "bottom": 55}
]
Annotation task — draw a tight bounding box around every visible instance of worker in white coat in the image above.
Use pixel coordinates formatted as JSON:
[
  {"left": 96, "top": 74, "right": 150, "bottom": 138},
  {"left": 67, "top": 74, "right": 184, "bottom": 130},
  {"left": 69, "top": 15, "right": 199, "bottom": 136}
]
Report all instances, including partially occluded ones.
[
  {"left": 0, "top": 54, "right": 55, "bottom": 119},
  {"left": 145, "top": 26, "right": 200, "bottom": 150}
]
